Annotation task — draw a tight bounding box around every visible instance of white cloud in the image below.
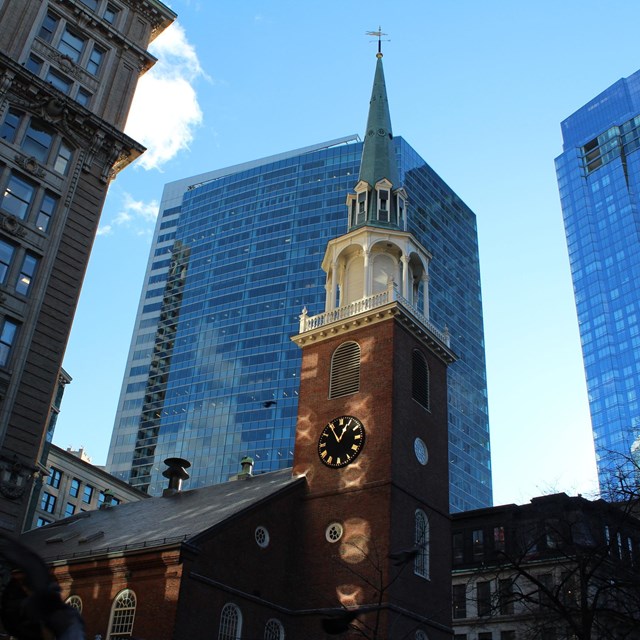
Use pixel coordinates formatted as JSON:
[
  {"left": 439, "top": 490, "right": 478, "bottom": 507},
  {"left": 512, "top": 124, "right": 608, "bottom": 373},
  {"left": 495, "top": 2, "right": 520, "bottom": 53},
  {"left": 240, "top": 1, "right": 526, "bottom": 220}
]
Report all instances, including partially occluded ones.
[
  {"left": 97, "top": 193, "right": 159, "bottom": 236},
  {"left": 125, "top": 22, "right": 206, "bottom": 171}
]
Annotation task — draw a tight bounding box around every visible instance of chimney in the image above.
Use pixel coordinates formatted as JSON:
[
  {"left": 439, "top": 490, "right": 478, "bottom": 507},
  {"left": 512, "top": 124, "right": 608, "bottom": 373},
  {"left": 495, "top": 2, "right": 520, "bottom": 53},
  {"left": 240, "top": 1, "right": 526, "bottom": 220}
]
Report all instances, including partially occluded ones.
[
  {"left": 236, "top": 456, "right": 254, "bottom": 480},
  {"left": 162, "top": 457, "right": 191, "bottom": 496},
  {"left": 99, "top": 488, "right": 115, "bottom": 509}
]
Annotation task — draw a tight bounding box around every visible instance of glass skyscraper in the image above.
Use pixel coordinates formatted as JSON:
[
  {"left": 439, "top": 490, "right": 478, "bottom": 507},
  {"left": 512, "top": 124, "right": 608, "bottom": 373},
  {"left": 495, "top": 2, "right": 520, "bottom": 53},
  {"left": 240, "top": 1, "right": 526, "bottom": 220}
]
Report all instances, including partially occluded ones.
[
  {"left": 556, "top": 69, "right": 640, "bottom": 491},
  {"left": 107, "top": 132, "right": 492, "bottom": 512}
]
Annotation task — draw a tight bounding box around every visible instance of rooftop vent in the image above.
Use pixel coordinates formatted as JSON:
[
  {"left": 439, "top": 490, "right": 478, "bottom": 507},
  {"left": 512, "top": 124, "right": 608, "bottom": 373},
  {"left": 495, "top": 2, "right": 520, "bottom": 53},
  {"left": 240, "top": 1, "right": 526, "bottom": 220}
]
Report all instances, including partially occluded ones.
[
  {"left": 99, "top": 488, "right": 115, "bottom": 509},
  {"left": 162, "top": 457, "right": 191, "bottom": 496},
  {"left": 236, "top": 456, "right": 254, "bottom": 480}
]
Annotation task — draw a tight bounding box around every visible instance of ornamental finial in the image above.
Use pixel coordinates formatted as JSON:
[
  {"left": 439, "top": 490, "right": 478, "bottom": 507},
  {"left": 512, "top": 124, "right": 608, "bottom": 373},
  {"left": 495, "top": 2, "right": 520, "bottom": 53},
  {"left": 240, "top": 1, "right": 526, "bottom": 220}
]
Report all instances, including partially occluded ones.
[{"left": 366, "top": 26, "right": 389, "bottom": 58}]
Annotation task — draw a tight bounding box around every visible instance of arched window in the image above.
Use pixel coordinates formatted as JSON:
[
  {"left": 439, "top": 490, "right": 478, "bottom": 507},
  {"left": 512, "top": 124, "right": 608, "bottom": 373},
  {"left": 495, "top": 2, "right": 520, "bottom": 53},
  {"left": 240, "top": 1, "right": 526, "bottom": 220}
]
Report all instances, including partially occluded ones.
[
  {"left": 415, "top": 509, "right": 430, "bottom": 579},
  {"left": 372, "top": 253, "right": 396, "bottom": 295},
  {"left": 65, "top": 595, "right": 82, "bottom": 613},
  {"left": 412, "top": 350, "right": 430, "bottom": 410},
  {"left": 329, "top": 341, "right": 361, "bottom": 399},
  {"left": 218, "top": 603, "right": 242, "bottom": 640},
  {"left": 107, "top": 589, "right": 136, "bottom": 639},
  {"left": 264, "top": 618, "right": 285, "bottom": 640}
]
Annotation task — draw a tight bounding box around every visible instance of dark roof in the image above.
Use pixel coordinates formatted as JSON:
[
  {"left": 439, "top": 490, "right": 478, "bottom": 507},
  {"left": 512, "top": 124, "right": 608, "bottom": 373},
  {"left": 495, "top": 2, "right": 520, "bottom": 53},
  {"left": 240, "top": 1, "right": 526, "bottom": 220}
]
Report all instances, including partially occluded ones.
[{"left": 22, "top": 468, "right": 304, "bottom": 563}]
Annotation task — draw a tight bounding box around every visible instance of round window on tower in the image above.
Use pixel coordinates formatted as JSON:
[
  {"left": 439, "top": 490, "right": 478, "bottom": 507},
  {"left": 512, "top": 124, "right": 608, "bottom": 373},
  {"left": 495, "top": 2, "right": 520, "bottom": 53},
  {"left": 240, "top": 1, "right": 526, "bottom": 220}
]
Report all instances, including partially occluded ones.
[
  {"left": 326, "top": 522, "right": 344, "bottom": 543},
  {"left": 255, "top": 526, "right": 270, "bottom": 548},
  {"left": 414, "top": 437, "right": 428, "bottom": 466}
]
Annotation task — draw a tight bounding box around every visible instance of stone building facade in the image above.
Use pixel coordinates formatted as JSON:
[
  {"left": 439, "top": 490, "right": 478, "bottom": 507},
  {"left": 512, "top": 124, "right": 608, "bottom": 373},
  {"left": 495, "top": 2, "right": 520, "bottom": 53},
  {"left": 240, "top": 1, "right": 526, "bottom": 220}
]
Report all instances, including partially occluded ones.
[
  {"left": 29, "top": 443, "right": 147, "bottom": 530},
  {"left": 451, "top": 493, "right": 640, "bottom": 640},
  {"left": 0, "top": 0, "right": 175, "bottom": 532}
]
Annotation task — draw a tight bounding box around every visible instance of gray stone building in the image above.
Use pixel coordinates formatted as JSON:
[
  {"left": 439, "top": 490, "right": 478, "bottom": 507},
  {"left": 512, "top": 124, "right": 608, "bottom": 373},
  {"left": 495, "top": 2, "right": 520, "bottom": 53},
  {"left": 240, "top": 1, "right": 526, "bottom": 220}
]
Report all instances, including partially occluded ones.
[
  {"left": 29, "top": 443, "right": 147, "bottom": 530},
  {"left": 0, "top": 0, "right": 175, "bottom": 532},
  {"left": 451, "top": 494, "right": 640, "bottom": 640}
]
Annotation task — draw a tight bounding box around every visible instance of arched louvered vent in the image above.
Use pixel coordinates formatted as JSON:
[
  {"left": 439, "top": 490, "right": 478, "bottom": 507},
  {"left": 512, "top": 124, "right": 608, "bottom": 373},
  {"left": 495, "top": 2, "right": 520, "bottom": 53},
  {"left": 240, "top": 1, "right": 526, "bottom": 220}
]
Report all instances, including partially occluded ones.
[
  {"left": 329, "top": 341, "right": 361, "bottom": 399},
  {"left": 412, "top": 349, "right": 430, "bottom": 410}
]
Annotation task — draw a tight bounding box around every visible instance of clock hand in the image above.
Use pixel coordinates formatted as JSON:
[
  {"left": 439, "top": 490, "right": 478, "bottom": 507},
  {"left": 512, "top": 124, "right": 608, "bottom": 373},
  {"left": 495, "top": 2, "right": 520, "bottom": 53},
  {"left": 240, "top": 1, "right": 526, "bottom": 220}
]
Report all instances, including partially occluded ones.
[{"left": 329, "top": 423, "right": 341, "bottom": 442}]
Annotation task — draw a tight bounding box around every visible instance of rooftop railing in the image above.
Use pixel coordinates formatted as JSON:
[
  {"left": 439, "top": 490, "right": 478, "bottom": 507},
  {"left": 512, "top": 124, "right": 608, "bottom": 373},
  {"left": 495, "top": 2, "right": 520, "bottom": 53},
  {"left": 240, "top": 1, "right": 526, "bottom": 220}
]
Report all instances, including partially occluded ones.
[{"left": 298, "top": 282, "right": 450, "bottom": 347}]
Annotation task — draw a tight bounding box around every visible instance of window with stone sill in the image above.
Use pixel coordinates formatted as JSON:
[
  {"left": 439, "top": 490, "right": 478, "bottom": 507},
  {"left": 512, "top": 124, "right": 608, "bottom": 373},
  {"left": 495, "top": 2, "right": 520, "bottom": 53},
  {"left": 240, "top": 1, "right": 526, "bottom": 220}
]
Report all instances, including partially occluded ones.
[
  {"left": 38, "top": 11, "right": 107, "bottom": 76},
  {"left": 34, "top": 11, "right": 108, "bottom": 103},
  {"left": 16, "top": 253, "right": 39, "bottom": 296},
  {"left": 0, "top": 317, "right": 19, "bottom": 367},
  {"left": 0, "top": 240, "right": 15, "bottom": 285},
  {"left": 79, "top": 0, "right": 121, "bottom": 25},
  {"left": 103, "top": 4, "right": 119, "bottom": 24},
  {"left": 69, "top": 478, "right": 80, "bottom": 497},
  {"left": 0, "top": 171, "right": 59, "bottom": 234},
  {"left": 0, "top": 109, "right": 74, "bottom": 175},
  {"left": 40, "top": 492, "right": 56, "bottom": 513},
  {"left": 47, "top": 467, "right": 61, "bottom": 488},
  {"left": 1, "top": 173, "right": 35, "bottom": 220},
  {"left": 22, "top": 120, "right": 54, "bottom": 163},
  {"left": 0, "top": 244, "right": 41, "bottom": 297},
  {"left": 452, "top": 583, "right": 467, "bottom": 619},
  {"left": 36, "top": 192, "right": 58, "bottom": 233},
  {"left": 0, "top": 108, "right": 20, "bottom": 143},
  {"left": 82, "top": 484, "right": 94, "bottom": 504}
]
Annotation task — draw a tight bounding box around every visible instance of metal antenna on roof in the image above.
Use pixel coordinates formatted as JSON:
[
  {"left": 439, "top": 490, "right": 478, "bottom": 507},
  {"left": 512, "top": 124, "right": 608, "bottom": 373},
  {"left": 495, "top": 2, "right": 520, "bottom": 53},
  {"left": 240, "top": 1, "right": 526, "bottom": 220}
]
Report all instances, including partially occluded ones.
[{"left": 366, "top": 26, "right": 389, "bottom": 58}]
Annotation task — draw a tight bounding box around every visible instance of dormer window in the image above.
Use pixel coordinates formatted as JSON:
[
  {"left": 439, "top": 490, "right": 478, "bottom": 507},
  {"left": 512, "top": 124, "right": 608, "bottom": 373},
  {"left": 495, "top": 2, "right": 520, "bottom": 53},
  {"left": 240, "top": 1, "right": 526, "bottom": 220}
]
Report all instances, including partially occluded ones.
[
  {"left": 349, "top": 197, "right": 357, "bottom": 228},
  {"left": 377, "top": 189, "right": 389, "bottom": 222},
  {"left": 357, "top": 192, "right": 367, "bottom": 225},
  {"left": 397, "top": 194, "right": 406, "bottom": 228}
]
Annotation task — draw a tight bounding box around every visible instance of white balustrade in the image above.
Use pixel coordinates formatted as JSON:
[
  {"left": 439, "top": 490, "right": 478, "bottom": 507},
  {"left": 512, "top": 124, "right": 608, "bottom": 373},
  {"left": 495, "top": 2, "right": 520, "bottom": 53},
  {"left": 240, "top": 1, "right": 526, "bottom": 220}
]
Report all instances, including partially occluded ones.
[{"left": 298, "top": 282, "right": 450, "bottom": 347}]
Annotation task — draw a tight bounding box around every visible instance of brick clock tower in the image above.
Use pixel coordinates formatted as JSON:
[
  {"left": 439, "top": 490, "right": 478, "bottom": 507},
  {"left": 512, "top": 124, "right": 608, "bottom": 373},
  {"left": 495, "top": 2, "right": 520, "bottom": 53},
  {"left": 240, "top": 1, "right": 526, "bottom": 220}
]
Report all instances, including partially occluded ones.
[{"left": 291, "top": 46, "right": 456, "bottom": 640}]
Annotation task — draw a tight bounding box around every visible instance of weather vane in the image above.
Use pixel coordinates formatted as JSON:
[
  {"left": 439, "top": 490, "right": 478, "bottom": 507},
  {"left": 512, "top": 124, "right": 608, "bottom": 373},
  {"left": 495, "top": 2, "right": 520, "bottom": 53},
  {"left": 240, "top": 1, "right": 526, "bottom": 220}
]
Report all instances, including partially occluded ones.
[{"left": 366, "top": 26, "right": 389, "bottom": 58}]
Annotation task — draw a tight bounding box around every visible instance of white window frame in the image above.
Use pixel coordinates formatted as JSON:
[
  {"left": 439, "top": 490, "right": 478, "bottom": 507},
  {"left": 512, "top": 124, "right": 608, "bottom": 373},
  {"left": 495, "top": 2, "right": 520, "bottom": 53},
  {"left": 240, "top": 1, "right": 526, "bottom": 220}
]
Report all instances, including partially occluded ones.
[
  {"left": 218, "top": 603, "right": 242, "bottom": 640},
  {"left": 264, "top": 618, "right": 285, "bottom": 640},
  {"left": 107, "top": 589, "right": 136, "bottom": 640}
]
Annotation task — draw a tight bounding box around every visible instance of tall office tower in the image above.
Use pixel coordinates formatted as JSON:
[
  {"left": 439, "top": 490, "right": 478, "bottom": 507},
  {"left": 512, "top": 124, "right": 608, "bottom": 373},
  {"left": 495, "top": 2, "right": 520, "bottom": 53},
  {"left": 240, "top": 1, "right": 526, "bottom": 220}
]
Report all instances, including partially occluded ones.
[
  {"left": 107, "top": 65, "right": 492, "bottom": 513},
  {"left": 556, "top": 69, "right": 640, "bottom": 492},
  {"left": 0, "top": 0, "right": 175, "bottom": 532}
]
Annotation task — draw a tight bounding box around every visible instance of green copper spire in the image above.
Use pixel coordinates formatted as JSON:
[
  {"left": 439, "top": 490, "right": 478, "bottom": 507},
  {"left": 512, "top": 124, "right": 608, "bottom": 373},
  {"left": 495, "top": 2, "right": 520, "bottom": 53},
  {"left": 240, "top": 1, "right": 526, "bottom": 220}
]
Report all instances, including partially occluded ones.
[
  {"left": 346, "top": 44, "right": 406, "bottom": 232},
  {"left": 358, "top": 53, "right": 399, "bottom": 188}
]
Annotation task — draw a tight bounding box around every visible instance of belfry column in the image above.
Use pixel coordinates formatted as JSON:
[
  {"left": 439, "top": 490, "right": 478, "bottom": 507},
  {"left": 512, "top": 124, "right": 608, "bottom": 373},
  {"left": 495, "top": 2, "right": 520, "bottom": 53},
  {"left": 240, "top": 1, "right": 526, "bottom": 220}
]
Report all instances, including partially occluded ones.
[
  {"left": 363, "top": 249, "right": 371, "bottom": 298},
  {"left": 422, "top": 273, "right": 430, "bottom": 317},
  {"left": 401, "top": 254, "right": 410, "bottom": 300}
]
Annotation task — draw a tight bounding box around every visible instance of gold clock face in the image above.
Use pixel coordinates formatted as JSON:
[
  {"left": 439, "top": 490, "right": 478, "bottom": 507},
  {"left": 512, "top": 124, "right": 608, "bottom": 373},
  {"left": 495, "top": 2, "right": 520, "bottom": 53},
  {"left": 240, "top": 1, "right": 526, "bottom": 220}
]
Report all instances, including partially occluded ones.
[{"left": 318, "top": 415, "right": 365, "bottom": 468}]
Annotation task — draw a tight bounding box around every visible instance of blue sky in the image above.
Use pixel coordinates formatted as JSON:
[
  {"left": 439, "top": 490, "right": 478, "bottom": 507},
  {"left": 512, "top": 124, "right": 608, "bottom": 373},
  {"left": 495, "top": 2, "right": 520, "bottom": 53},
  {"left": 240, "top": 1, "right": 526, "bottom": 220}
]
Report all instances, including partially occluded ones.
[{"left": 54, "top": 1, "right": 640, "bottom": 506}]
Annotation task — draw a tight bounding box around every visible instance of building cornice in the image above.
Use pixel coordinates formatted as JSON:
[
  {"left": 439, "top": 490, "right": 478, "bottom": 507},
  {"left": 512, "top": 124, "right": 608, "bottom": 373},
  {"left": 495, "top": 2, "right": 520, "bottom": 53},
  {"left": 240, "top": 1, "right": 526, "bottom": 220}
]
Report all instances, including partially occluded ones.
[{"left": 0, "top": 53, "right": 146, "bottom": 179}]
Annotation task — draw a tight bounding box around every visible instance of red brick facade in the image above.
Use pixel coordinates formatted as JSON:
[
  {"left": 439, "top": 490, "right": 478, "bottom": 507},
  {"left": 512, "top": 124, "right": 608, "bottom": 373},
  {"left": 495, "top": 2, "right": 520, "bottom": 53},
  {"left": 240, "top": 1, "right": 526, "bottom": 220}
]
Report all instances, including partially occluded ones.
[{"left": 292, "top": 312, "right": 453, "bottom": 639}]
